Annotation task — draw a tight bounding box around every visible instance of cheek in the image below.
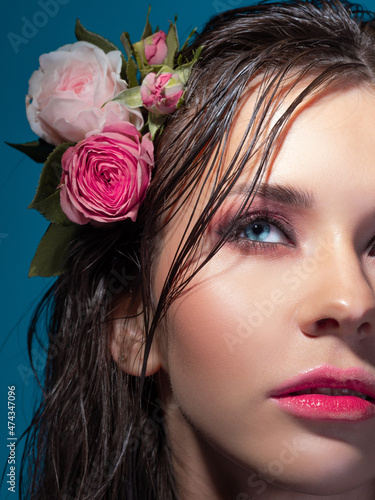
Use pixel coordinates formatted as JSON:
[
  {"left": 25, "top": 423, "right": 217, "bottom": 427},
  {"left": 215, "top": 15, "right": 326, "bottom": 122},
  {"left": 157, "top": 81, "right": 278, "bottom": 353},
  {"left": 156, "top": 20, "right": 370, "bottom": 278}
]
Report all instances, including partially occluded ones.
[
  {"left": 167, "top": 281, "right": 238, "bottom": 388},
  {"left": 161, "top": 255, "right": 292, "bottom": 421},
  {"left": 165, "top": 248, "right": 289, "bottom": 349},
  {"left": 159, "top": 258, "right": 304, "bottom": 479}
]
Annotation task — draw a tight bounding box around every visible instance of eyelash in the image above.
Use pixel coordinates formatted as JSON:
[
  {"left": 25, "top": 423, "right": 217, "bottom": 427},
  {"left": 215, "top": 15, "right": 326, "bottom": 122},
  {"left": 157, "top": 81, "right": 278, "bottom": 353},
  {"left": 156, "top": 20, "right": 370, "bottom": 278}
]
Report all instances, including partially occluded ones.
[
  {"left": 216, "top": 209, "right": 295, "bottom": 253},
  {"left": 368, "top": 236, "right": 375, "bottom": 257}
]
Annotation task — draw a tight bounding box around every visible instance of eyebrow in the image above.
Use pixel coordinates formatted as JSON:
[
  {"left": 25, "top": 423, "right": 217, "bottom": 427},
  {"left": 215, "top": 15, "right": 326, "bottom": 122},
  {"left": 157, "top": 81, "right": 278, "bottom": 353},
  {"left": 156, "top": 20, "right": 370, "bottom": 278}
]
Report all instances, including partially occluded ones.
[{"left": 228, "top": 182, "right": 315, "bottom": 209}]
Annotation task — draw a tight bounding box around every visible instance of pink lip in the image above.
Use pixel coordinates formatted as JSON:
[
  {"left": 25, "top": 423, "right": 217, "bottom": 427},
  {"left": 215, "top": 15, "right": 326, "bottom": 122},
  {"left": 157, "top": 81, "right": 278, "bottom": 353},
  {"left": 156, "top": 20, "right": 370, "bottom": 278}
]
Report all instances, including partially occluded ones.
[{"left": 270, "top": 365, "right": 375, "bottom": 421}]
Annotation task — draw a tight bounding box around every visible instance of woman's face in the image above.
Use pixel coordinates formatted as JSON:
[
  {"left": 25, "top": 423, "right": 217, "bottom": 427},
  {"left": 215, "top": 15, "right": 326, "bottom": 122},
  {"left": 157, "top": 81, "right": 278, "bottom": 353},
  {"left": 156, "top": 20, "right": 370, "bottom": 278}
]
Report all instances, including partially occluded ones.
[{"left": 153, "top": 84, "right": 375, "bottom": 499}]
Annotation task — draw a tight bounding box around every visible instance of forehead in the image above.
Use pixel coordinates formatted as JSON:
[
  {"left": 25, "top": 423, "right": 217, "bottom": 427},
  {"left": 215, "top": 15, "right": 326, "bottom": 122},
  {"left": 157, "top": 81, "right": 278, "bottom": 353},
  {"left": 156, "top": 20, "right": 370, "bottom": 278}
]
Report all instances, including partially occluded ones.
[
  {"left": 161, "top": 82, "right": 375, "bottom": 241},
  {"left": 226, "top": 82, "right": 375, "bottom": 201}
]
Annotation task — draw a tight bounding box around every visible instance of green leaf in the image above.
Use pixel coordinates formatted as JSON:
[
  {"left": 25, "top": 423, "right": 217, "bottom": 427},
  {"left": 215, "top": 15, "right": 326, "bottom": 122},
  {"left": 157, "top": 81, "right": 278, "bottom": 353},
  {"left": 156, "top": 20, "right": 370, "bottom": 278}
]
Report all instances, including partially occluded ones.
[
  {"left": 180, "top": 27, "right": 197, "bottom": 53},
  {"left": 175, "top": 61, "right": 195, "bottom": 85},
  {"left": 193, "top": 45, "right": 203, "bottom": 62},
  {"left": 175, "top": 66, "right": 190, "bottom": 85},
  {"left": 31, "top": 189, "right": 71, "bottom": 226},
  {"left": 75, "top": 19, "right": 127, "bottom": 80},
  {"left": 175, "top": 46, "right": 203, "bottom": 84},
  {"left": 120, "top": 31, "right": 133, "bottom": 60},
  {"left": 29, "top": 142, "right": 74, "bottom": 225},
  {"left": 148, "top": 112, "right": 166, "bottom": 140},
  {"left": 29, "top": 223, "right": 83, "bottom": 277},
  {"left": 176, "top": 90, "right": 186, "bottom": 110},
  {"left": 120, "top": 64, "right": 128, "bottom": 82},
  {"left": 126, "top": 58, "right": 139, "bottom": 88},
  {"left": 75, "top": 18, "right": 119, "bottom": 53},
  {"left": 156, "top": 65, "right": 176, "bottom": 76},
  {"left": 164, "top": 22, "right": 179, "bottom": 69},
  {"left": 120, "top": 32, "right": 139, "bottom": 85},
  {"left": 6, "top": 139, "right": 54, "bottom": 163},
  {"left": 141, "top": 6, "right": 153, "bottom": 40},
  {"left": 139, "top": 65, "right": 160, "bottom": 80},
  {"left": 110, "top": 87, "right": 143, "bottom": 108},
  {"left": 157, "top": 64, "right": 175, "bottom": 74},
  {"left": 132, "top": 39, "right": 148, "bottom": 73}
]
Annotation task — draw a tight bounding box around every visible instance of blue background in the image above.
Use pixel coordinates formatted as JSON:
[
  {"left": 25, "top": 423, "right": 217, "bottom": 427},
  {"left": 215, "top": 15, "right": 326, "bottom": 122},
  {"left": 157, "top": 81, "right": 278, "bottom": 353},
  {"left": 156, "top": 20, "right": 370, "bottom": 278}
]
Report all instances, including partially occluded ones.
[{"left": 1, "top": 0, "right": 375, "bottom": 497}]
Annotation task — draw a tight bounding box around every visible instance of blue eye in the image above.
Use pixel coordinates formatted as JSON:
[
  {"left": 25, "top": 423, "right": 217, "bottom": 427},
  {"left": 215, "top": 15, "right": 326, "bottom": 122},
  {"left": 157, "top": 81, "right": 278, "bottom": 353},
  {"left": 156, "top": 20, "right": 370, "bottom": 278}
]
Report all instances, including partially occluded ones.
[
  {"left": 216, "top": 209, "right": 295, "bottom": 252},
  {"left": 240, "top": 219, "right": 289, "bottom": 244}
]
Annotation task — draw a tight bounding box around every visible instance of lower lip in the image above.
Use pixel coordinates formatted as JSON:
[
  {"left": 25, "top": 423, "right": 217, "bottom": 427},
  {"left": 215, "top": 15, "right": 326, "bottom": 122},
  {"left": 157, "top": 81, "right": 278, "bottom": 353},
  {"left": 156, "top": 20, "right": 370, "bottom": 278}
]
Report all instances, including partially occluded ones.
[{"left": 271, "top": 394, "right": 375, "bottom": 421}]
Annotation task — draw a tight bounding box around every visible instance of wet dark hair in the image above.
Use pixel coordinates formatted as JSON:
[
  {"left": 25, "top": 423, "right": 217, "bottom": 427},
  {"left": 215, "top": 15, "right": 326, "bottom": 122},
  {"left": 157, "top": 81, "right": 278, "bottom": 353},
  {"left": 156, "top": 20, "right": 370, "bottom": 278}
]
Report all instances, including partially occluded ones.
[{"left": 19, "top": 0, "right": 375, "bottom": 498}]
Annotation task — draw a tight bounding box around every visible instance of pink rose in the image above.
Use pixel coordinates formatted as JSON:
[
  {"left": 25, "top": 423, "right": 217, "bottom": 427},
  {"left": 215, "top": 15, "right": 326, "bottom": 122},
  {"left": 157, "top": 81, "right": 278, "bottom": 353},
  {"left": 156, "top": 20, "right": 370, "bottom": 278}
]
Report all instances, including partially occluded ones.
[
  {"left": 144, "top": 31, "right": 168, "bottom": 65},
  {"left": 140, "top": 72, "right": 184, "bottom": 115},
  {"left": 59, "top": 122, "right": 153, "bottom": 225},
  {"left": 26, "top": 41, "right": 143, "bottom": 146}
]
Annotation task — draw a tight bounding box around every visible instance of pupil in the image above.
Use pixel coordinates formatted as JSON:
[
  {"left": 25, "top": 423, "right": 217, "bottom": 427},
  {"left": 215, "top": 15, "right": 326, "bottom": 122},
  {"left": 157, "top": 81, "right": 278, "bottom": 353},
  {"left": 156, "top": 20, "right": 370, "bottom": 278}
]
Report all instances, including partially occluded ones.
[
  {"left": 252, "top": 223, "right": 264, "bottom": 235},
  {"left": 245, "top": 222, "right": 270, "bottom": 241}
]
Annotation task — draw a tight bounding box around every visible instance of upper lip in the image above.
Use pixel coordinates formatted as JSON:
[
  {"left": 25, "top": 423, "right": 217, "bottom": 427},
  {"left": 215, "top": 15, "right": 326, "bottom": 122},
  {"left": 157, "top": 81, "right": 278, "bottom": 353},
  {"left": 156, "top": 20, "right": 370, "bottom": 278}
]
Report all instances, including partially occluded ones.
[{"left": 270, "top": 365, "right": 375, "bottom": 401}]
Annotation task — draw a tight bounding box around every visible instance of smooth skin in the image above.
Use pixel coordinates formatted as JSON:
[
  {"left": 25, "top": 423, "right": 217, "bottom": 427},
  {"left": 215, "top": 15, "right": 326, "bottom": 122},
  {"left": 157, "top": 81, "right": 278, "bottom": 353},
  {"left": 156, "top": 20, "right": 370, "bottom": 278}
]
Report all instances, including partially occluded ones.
[{"left": 114, "top": 84, "right": 375, "bottom": 499}]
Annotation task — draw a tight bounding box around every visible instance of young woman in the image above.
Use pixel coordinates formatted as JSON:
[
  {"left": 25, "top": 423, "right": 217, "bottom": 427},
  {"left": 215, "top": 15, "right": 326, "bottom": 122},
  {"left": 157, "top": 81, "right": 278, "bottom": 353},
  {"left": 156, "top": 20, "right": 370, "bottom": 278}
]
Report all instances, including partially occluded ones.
[{"left": 19, "top": 0, "right": 375, "bottom": 498}]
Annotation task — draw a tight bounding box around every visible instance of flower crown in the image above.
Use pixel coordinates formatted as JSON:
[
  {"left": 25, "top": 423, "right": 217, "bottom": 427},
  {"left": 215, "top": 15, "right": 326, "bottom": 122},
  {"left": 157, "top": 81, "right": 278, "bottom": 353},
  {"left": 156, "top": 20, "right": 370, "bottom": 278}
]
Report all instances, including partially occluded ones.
[{"left": 8, "top": 9, "right": 202, "bottom": 278}]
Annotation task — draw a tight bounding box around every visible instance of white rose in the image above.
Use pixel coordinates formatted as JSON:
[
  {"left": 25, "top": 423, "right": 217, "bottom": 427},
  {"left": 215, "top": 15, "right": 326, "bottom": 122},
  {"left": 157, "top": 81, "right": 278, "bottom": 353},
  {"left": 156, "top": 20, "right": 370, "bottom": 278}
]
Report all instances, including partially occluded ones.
[{"left": 26, "top": 41, "right": 143, "bottom": 145}]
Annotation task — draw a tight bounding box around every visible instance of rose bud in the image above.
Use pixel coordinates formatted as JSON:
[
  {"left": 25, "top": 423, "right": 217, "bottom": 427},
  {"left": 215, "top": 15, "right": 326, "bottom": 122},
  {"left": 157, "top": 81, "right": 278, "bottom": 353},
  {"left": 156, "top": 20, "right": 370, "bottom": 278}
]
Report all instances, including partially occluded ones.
[
  {"left": 144, "top": 31, "right": 168, "bottom": 65},
  {"left": 140, "top": 72, "right": 184, "bottom": 115}
]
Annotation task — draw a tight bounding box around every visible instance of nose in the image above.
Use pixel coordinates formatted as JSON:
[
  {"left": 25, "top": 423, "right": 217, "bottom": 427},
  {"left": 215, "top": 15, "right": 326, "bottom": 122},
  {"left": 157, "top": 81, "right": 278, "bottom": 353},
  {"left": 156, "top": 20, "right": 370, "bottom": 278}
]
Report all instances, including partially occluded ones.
[{"left": 296, "top": 242, "right": 375, "bottom": 340}]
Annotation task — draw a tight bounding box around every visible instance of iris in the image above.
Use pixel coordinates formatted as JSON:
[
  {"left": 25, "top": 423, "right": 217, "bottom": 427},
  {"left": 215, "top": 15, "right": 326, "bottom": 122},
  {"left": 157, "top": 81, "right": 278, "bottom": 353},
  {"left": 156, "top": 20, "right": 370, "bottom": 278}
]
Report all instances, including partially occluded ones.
[{"left": 244, "top": 221, "right": 271, "bottom": 241}]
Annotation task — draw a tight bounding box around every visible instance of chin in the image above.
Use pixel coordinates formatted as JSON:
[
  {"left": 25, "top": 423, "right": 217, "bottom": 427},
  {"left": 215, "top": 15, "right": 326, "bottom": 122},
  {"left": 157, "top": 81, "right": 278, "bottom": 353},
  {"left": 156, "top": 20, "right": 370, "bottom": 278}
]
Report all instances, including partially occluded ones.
[{"left": 254, "top": 449, "right": 375, "bottom": 497}]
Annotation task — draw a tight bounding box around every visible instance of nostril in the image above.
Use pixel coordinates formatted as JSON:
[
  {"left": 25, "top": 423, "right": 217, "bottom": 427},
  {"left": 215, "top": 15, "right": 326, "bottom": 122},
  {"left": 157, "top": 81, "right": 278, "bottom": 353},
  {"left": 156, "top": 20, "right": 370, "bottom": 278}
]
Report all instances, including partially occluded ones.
[
  {"left": 314, "top": 319, "right": 372, "bottom": 337},
  {"left": 358, "top": 321, "right": 371, "bottom": 338},
  {"left": 315, "top": 318, "right": 339, "bottom": 331}
]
